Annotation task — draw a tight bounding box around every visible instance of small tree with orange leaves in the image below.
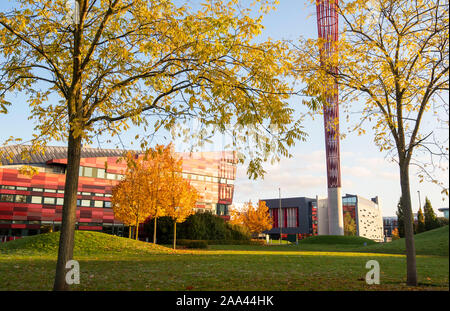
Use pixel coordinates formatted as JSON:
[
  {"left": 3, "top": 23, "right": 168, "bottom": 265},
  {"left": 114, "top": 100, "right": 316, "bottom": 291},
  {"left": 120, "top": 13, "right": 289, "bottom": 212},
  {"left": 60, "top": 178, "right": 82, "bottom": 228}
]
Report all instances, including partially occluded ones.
[
  {"left": 111, "top": 152, "right": 153, "bottom": 240},
  {"left": 160, "top": 148, "right": 198, "bottom": 249},
  {"left": 230, "top": 200, "right": 272, "bottom": 236}
]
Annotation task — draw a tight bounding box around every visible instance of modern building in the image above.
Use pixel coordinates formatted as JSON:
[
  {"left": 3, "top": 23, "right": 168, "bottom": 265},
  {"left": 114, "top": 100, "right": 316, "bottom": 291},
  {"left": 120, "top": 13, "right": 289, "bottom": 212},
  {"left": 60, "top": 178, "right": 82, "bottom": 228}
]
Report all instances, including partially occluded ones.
[
  {"left": 438, "top": 208, "right": 449, "bottom": 219},
  {"left": 262, "top": 193, "right": 384, "bottom": 242},
  {"left": 262, "top": 197, "right": 318, "bottom": 241},
  {"left": 382, "top": 216, "right": 398, "bottom": 237},
  {"left": 0, "top": 145, "right": 236, "bottom": 241}
]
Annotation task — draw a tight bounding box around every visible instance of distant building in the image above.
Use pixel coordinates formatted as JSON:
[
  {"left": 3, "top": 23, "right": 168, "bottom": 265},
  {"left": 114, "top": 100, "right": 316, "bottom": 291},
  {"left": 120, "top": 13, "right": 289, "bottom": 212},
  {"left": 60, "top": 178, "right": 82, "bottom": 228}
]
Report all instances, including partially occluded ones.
[
  {"left": 261, "top": 193, "right": 384, "bottom": 242},
  {"left": 261, "top": 197, "right": 317, "bottom": 241},
  {"left": 0, "top": 145, "right": 237, "bottom": 241},
  {"left": 438, "top": 208, "right": 449, "bottom": 219},
  {"left": 382, "top": 216, "right": 398, "bottom": 237},
  {"left": 319, "top": 194, "right": 384, "bottom": 242}
]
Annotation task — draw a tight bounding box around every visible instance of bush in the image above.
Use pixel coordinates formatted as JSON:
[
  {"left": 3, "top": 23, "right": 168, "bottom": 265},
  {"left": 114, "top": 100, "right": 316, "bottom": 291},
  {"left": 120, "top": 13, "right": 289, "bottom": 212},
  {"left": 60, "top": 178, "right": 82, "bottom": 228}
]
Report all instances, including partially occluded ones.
[
  {"left": 144, "top": 212, "right": 251, "bottom": 243},
  {"left": 437, "top": 217, "right": 449, "bottom": 227},
  {"left": 176, "top": 239, "right": 208, "bottom": 249}
]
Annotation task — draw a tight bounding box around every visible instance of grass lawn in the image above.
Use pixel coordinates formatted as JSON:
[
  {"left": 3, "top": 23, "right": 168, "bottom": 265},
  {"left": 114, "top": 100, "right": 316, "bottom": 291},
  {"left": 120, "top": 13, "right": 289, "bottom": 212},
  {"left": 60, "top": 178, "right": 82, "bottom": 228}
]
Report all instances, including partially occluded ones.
[{"left": 0, "top": 228, "right": 448, "bottom": 291}]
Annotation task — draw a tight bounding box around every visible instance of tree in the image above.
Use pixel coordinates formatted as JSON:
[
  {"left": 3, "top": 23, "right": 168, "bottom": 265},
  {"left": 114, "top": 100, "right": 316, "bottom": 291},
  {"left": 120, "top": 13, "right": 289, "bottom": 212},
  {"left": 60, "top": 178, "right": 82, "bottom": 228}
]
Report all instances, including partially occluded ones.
[
  {"left": 111, "top": 151, "right": 153, "bottom": 240},
  {"left": 396, "top": 197, "right": 405, "bottom": 238},
  {"left": 230, "top": 200, "right": 272, "bottom": 236},
  {"left": 391, "top": 228, "right": 400, "bottom": 241},
  {"left": 423, "top": 197, "right": 439, "bottom": 231},
  {"left": 416, "top": 207, "right": 426, "bottom": 234},
  {"left": 295, "top": 0, "right": 449, "bottom": 286},
  {"left": 142, "top": 144, "right": 174, "bottom": 245},
  {"left": 343, "top": 212, "right": 356, "bottom": 236},
  {"left": 162, "top": 149, "right": 198, "bottom": 249},
  {"left": 0, "top": 0, "right": 304, "bottom": 290}
]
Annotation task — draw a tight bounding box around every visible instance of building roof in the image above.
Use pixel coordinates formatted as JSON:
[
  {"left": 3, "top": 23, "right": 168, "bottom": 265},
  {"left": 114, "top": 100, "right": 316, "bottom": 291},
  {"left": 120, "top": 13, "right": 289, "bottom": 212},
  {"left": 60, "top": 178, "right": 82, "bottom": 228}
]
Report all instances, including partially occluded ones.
[{"left": 0, "top": 145, "right": 128, "bottom": 165}]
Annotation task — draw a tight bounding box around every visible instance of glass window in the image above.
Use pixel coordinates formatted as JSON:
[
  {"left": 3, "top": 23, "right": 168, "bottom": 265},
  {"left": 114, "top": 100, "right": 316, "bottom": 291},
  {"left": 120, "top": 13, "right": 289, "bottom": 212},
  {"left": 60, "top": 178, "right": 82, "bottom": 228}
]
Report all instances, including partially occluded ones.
[
  {"left": 81, "top": 200, "right": 91, "bottom": 207},
  {"left": 43, "top": 197, "right": 56, "bottom": 205},
  {"left": 76, "top": 199, "right": 81, "bottom": 206},
  {"left": 97, "top": 168, "right": 105, "bottom": 179},
  {"left": 82, "top": 192, "right": 91, "bottom": 196},
  {"left": 94, "top": 201, "right": 103, "bottom": 208},
  {"left": 84, "top": 167, "right": 93, "bottom": 177},
  {"left": 45, "top": 188, "right": 57, "bottom": 193},
  {"left": 2, "top": 185, "right": 15, "bottom": 190},
  {"left": 104, "top": 201, "right": 112, "bottom": 208},
  {"left": 106, "top": 173, "right": 115, "bottom": 180},
  {"left": 32, "top": 188, "right": 43, "bottom": 192},
  {"left": 16, "top": 186, "right": 28, "bottom": 191},
  {"left": 79, "top": 167, "right": 83, "bottom": 176},
  {"left": 104, "top": 194, "right": 112, "bottom": 198},
  {"left": 15, "top": 195, "right": 27, "bottom": 203},
  {"left": 57, "top": 189, "right": 65, "bottom": 194},
  {"left": 31, "top": 196, "right": 42, "bottom": 204},
  {"left": 0, "top": 194, "right": 14, "bottom": 202},
  {"left": 56, "top": 198, "right": 64, "bottom": 206}
]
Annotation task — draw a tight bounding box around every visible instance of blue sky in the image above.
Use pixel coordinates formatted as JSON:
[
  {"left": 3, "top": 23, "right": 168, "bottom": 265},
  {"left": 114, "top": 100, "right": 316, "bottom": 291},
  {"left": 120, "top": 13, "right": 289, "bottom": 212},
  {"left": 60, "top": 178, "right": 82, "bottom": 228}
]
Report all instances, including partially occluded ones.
[{"left": 0, "top": 0, "right": 448, "bottom": 217}]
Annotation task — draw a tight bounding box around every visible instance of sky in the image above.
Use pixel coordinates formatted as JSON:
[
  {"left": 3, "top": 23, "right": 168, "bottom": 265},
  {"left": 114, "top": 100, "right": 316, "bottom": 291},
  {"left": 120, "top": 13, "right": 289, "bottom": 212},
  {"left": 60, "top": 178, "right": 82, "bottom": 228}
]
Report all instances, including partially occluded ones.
[{"left": 0, "top": 0, "right": 448, "bottom": 217}]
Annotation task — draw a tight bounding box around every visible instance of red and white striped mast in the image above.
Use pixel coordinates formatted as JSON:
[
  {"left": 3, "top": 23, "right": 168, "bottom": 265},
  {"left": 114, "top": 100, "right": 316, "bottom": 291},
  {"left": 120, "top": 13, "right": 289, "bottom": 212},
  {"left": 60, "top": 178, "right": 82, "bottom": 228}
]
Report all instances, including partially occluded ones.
[{"left": 316, "top": 0, "right": 344, "bottom": 235}]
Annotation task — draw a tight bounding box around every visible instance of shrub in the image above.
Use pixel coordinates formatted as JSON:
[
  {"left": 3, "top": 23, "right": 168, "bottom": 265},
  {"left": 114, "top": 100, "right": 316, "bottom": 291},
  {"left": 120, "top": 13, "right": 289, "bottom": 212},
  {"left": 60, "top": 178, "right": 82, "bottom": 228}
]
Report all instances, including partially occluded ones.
[
  {"left": 176, "top": 239, "right": 208, "bottom": 249},
  {"left": 437, "top": 217, "right": 449, "bottom": 227},
  {"left": 143, "top": 212, "right": 251, "bottom": 244}
]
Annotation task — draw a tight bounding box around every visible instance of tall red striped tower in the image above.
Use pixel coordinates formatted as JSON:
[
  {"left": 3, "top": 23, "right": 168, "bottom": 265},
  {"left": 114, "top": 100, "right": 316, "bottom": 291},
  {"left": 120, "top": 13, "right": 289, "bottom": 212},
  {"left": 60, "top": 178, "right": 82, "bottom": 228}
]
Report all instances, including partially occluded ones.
[{"left": 316, "top": 0, "right": 344, "bottom": 235}]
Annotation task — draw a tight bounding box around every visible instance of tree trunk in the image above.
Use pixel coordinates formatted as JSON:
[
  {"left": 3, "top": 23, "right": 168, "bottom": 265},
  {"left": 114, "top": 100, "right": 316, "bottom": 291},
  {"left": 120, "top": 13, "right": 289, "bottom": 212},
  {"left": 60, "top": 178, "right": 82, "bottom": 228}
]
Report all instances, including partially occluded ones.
[
  {"left": 399, "top": 161, "right": 418, "bottom": 286},
  {"left": 135, "top": 223, "right": 139, "bottom": 241},
  {"left": 173, "top": 221, "right": 177, "bottom": 250},
  {"left": 153, "top": 217, "right": 157, "bottom": 244},
  {"left": 53, "top": 131, "right": 82, "bottom": 291}
]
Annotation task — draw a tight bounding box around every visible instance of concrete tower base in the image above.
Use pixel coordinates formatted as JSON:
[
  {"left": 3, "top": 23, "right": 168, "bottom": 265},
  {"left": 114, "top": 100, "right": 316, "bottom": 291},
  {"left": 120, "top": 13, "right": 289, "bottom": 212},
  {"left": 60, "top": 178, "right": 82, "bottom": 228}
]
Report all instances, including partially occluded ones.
[{"left": 327, "top": 187, "right": 344, "bottom": 235}]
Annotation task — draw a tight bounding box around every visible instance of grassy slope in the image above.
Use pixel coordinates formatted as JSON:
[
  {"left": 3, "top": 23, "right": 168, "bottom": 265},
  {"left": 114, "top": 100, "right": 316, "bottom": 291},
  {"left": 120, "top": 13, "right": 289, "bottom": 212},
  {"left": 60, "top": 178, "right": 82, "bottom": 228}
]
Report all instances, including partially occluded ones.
[
  {"left": 359, "top": 225, "right": 449, "bottom": 256},
  {"left": 0, "top": 228, "right": 447, "bottom": 290},
  {"left": 208, "top": 226, "right": 449, "bottom": 256},
  {"left": 0, "top": 230, "right": 175, "bottom": 256},
  {"left": 298, "top": 235, "right": 376, "bottom": 245}
]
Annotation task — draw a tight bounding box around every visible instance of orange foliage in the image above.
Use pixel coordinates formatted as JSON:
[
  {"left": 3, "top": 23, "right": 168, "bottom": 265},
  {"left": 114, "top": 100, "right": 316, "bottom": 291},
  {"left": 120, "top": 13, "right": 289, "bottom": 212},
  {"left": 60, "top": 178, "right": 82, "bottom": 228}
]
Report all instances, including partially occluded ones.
[{"left": 230, "top": 200, "right": 272, "bottom": 235}]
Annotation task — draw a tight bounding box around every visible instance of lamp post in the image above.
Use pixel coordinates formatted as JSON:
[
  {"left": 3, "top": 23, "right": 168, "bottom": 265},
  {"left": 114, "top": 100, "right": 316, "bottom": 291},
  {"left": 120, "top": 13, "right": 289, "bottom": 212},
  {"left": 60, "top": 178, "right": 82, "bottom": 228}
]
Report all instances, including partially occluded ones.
[
  {"left": 417, "top": 191, "right": 422, "bottom": 211},
  {"left": 279, "top": 188, "right": 282, "bottom": 244}
]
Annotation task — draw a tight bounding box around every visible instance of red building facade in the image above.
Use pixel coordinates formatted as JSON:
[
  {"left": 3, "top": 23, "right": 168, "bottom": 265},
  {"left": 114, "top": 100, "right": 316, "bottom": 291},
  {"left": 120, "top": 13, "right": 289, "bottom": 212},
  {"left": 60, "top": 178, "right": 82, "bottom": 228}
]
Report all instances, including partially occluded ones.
[{"left": 0, "top": 145, "right": 236, "bottom": 241}]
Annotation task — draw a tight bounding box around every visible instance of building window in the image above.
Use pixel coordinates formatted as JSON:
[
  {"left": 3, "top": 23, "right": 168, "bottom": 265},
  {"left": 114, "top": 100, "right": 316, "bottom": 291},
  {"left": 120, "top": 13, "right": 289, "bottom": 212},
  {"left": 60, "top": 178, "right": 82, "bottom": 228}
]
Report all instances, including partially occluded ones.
[
  {"left": 84, "top": 167, "right": 93, "bottom": 177},
  {"left": 16, "top": 186, "right": 28, "bottom": 191},
  {"left": 44, "top": 188, "right": 57, "bottom": 193},
  {"left": 0, "top": 194, "right": 14, "bottom": 202},
  {"left": 15, "top": 195, "right": 27, "bottom": 203},
  {"left": 32, "top": 188, "right": 43, "bottom": 192},
  {"left": 43, "top": 197, "right": 56, "bottom": 205},
  {"left": 31, "top": 196, "right": 42, "bottom": 204},
  {"left": 56, "top": 198, "right": 64, "bottom": 205},
  {"left": 104, "top": 201, "right": 112, "bottom": 208},
  {"left": 97, "top": 168, "right": 105, "bottom": 179},
  {"left": 94, "top": 201, "right": 103, "bottom": 208},
  {"left": 81, "top": 200, "right": 91, "bottom": 207}
]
